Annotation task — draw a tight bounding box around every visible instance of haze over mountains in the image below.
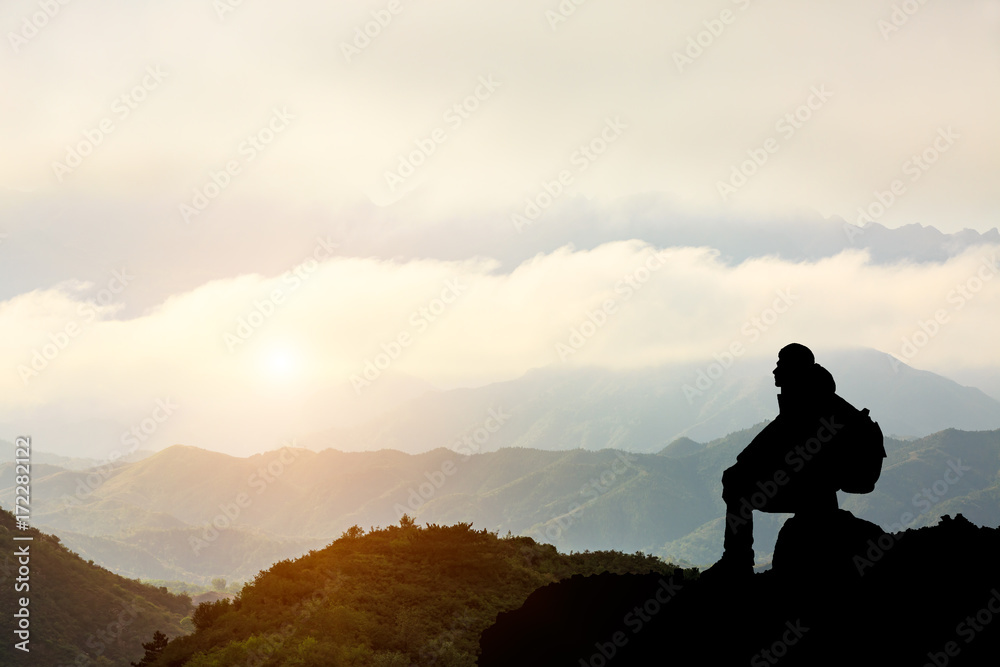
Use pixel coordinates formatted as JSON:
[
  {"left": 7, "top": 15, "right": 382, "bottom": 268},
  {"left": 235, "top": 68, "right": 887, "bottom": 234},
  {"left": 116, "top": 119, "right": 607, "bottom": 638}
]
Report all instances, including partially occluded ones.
[
  {"left": 5, "top": 422, "right": 997, "bottom": 586},
  {"left": 302, "top": 347, "right": 1000, "bottom": 454},
  {"left": 8, "top": 343, "right": 997, "bottom": 467},
  {"left": 3, "top": 340, "right": 996, "bottom": 585}
]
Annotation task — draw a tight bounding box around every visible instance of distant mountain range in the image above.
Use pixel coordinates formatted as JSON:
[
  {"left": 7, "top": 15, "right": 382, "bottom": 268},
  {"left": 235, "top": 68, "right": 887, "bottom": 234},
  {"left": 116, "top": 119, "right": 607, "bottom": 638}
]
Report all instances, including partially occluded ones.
[
  {"left": 327, "top": 196, "right": 1000, "bottom": 271},
  {"left": 26, "top": 448, "right": 153, "bottom": 470},
  {"left": 4, "top": 423, "right": 997, "bottom": 582},
  {"left": 302, "top": 347, "right": 1000, "bottom": 453},
  {"left": 6, "top": 197, "right": 996, "bottom": 315},
  {"left": 491, "top": 204, "right": 1000, "bottom": 269}
]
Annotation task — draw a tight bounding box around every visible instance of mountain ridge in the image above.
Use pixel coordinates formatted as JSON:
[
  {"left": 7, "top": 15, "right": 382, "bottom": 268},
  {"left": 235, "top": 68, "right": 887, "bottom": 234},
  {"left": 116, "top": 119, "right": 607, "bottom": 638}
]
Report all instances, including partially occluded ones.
[
  {"left": 300, "top": 347, "right": 1000, "bottom": 454},
  {"left": 5, "top": 425, "right": 998, "bottom": 583}
]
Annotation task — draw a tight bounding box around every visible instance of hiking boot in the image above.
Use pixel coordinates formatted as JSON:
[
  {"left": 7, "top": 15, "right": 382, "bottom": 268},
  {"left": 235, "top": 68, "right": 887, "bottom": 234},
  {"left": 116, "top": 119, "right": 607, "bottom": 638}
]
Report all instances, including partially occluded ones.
[{"left": 700, "top": 556, "right": 754, "bottom": 583}]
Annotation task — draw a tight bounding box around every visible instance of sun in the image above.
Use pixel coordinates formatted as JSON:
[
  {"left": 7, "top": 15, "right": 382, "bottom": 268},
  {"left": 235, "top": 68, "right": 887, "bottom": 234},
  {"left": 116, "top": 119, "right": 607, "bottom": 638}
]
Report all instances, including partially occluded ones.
[{"left": 261, "top": 345, "right": 302, "bottom": 381}]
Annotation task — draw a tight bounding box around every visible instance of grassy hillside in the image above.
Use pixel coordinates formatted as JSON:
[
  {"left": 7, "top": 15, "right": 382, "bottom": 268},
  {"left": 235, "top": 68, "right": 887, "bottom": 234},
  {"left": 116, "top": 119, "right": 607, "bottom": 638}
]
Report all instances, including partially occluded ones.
[
  {"left": 0, "top": 507, "right": 191, "bottom": 667},
  {"left": 145, "top": 518, "right": 688, "bottom": 666}
]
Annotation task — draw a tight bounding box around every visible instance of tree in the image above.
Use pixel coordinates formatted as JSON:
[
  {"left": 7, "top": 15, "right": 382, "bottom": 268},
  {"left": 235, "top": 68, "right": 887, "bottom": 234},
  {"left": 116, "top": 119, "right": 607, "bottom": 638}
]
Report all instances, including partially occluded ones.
[
  {"left": 399, "top": 514, "right": 416, "bottom": 529},
  {"left": 211, "top": 577, "right": 227, "bottom": 591},
  {"left": 341, "top": 525, "right": 365, "bottom": 540},
  {"left": 192, "top": 598, "right": 232, "bottom": 631},
  {"left": 130, "top": 630, "right": 169, "bottom": 666}
]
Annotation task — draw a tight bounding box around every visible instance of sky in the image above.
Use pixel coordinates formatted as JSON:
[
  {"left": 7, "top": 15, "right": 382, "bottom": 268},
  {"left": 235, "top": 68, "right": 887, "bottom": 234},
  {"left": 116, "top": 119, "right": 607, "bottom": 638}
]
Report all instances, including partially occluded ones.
[{"left": 1, "top": 0, "right": 999, "bottom": 457}]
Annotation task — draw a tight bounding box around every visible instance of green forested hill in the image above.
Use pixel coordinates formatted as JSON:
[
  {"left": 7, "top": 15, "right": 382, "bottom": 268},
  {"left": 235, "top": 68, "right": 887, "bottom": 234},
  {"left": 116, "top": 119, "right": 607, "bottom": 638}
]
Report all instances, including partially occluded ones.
[
  {"left": 146, "top": 519, "right": 688, "bottom": 667},
  {"left": 0, "top": 507, "right": 192, "bottom": 667}
]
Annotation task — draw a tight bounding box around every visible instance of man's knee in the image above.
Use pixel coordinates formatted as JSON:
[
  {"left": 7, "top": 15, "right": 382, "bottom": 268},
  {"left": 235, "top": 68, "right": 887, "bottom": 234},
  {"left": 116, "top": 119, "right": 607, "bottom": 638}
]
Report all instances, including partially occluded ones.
[
  {"left": 722, "top": 464, "right": 749, "bottom": 501},
  {"left": 722, "top": 464, "right": 740, "bottom": 485}
]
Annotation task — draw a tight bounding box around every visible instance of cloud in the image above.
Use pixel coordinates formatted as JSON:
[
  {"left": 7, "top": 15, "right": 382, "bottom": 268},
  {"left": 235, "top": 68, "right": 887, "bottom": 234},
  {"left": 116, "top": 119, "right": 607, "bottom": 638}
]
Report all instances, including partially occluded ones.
[
  {"left": 2, "top": 241, "right": 997, "bottom": 455},
  {"left": 2, "top": 0, "right": 998, "bottom": 231}
]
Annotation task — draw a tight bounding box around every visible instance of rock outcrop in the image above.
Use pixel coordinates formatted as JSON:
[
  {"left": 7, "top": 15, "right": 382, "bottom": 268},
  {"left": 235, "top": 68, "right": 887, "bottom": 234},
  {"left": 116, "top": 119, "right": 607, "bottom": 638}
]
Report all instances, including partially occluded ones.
[{"left": 479, "top": 514, "right": 1000, "bottom": 666}]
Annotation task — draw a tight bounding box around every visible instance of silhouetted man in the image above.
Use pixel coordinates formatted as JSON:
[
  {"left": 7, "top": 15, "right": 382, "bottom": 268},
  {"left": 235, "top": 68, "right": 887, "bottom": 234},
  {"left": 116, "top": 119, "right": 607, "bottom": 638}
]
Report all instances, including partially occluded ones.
[{"left": 713, "top": 343, "right": 859, "bottom": 576}]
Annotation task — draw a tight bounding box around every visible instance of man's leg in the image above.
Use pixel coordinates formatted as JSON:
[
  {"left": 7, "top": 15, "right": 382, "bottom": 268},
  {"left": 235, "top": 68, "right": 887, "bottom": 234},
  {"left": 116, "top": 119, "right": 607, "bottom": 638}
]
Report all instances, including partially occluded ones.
[{"left": 720, "top": 465, "right": 755, "bottom": 568}]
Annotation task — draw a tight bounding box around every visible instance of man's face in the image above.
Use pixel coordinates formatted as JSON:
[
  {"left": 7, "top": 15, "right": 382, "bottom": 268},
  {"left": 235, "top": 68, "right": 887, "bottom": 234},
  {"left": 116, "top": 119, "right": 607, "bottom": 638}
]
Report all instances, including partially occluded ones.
[
  {"left": 773, "top": 355, "right": 812, "bottom": 389},
  {"left": 773, "top": 357, "right": 792, "bottom": 387}
]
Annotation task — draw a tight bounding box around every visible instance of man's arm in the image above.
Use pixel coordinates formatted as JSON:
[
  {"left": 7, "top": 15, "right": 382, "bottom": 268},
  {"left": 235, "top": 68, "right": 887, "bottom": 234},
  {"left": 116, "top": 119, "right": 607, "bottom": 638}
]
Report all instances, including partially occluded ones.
[{"left": 735, "top": 418, "right": 782, "bottom": 463}]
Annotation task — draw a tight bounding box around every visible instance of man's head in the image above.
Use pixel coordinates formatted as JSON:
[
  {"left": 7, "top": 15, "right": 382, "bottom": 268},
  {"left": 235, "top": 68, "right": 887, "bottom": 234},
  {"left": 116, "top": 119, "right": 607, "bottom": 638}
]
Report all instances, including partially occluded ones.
[{"left": 773, "top": 343, "right": 815, "bottom": 389}]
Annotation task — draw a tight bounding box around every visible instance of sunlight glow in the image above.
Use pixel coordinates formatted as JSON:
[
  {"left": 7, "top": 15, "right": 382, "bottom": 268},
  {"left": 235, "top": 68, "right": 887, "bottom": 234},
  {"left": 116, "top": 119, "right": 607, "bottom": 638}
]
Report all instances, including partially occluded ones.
[{"left": 263, "top": 346, "right": 301, "bottom": 381}]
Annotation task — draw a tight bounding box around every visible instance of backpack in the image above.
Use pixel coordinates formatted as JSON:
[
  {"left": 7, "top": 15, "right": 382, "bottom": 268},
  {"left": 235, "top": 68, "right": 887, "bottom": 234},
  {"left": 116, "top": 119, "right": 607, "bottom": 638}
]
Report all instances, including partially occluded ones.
[{"left": 835, "top": 407, "right": 887, "bottom": 494}]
